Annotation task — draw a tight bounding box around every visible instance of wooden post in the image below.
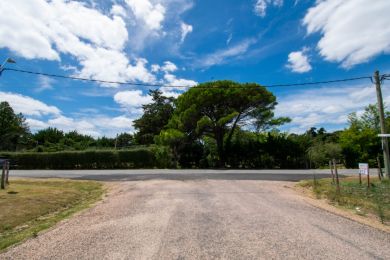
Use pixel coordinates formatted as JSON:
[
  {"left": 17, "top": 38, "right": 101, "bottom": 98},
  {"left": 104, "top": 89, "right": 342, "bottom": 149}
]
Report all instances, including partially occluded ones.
[
  {"left": 1, "top": 162, "right": 5, "bottom": 189},
  {"left": 5, "top": 161, "right": 9, "bottom": 185},
  {"left": 333, "top": 159, "right": 340, "bottom": 193},
  {"left": 367, "top": 167, "right": 370, "bottom": 188},
  {"left": 330, "top": 160, "right": 335, "bottom": 183},
  {"left": 374, "top": 70, "right": 390, "bottom": 178},
  {"left": 377, "top": 156, "right": 383, "bottom": 181},
  {"left": 359, "top": 171, "right": 362, "bottom": 185}
]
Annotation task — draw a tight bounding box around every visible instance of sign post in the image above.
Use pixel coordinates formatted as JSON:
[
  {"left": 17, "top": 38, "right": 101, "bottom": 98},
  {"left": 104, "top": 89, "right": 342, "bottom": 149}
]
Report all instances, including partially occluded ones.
[{"left": 359, "top": 163, "right": 369, "bottom": 187}]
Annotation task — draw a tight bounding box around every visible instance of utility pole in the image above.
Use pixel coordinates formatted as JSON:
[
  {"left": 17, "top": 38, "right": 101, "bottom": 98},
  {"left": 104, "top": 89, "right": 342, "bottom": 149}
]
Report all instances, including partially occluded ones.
[{"left": 374, "top": 70, "right": 390, "bottom": 178}]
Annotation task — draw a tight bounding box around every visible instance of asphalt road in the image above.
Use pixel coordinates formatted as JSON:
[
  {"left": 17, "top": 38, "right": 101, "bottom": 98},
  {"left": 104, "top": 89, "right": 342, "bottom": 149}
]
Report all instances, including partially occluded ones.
[
  {"left": 10, "top": 169, "right": 358, "bottom": 182},
  {"left": 2, "top": 179, "right": 389, "bottom": 259}
]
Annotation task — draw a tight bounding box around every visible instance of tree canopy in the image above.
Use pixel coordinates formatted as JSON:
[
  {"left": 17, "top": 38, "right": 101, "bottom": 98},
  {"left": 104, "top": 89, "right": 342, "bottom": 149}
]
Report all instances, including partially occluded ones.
[
  {"left": 339, "top": 104, "right": 388, "bottom": 167},
  {"left": 0, "top": 101, "right": 30, "bottom": 151},
  {"left": 133, "top": 90, "right": 175, "bottom": 144},
  {"left": 164, "top": 80, "right": 290, "bottom": 166}
]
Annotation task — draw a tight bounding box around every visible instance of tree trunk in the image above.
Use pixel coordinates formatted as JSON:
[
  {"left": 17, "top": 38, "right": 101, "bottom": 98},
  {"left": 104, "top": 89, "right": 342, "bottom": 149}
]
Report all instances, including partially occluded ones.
[
  {"left": 215, "top": 130, "right": 225, "bottom": 168},
  {"left": 225, "top": 113, "right": 241, "bottom": 152}
]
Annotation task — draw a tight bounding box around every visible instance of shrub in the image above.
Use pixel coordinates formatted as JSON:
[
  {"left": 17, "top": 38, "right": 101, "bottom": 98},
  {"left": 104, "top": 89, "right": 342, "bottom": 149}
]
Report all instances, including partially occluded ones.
[{"left": 1, "top": 148, "right": 157, "bottom": 169}]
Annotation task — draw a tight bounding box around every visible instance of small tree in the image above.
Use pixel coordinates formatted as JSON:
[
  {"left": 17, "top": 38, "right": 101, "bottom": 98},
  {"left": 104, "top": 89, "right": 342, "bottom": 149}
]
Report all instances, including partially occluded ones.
[
  {"left": 133, "top": 90, "right": 175, "bottom": 144},
  {"left": 307, "top": 142, "right": 342, "bottom": 168},
  {"left": 0, "top": 101, "right": 30, "bottom": 151}
]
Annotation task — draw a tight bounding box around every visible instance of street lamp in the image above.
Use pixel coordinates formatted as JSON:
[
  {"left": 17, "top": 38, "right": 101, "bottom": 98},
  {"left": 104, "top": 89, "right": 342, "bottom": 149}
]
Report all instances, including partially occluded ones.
[{"left": 0, "top": 58, "right": 16, "bottom": 76}]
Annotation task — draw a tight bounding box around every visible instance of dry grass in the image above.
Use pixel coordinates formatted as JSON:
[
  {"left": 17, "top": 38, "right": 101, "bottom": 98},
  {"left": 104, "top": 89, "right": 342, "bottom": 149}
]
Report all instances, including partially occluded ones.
[
  {"left": 299, "top": 177, "right": 390, "bottom": 225},
  {"left": 0, "top": 178, "right": 104, "bottom": 251}
]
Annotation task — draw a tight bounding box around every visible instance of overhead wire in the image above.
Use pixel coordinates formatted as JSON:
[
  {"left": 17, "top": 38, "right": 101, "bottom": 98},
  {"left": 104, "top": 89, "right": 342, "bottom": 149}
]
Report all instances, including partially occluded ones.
[{"left": 1, "top": 67, "right": 381, "bottom": 89}]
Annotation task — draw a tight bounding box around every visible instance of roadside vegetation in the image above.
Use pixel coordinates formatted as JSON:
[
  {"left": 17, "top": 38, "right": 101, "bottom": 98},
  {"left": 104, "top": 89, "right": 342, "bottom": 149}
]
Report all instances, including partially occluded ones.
[
  {"left": 1, "top": 80, "right": 390, "bottom": 169},
  {"left": 0, "top": 179, "right": 104, "bottom": 251},
  {"left": 299, "top": 177, "right": 390, "bottom": 225}
]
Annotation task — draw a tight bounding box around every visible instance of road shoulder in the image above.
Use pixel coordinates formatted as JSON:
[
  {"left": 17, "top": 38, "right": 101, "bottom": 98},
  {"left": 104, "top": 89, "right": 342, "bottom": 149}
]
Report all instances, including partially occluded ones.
[{"left": 291, "top": 183, "right": 390, "bottom": 233}]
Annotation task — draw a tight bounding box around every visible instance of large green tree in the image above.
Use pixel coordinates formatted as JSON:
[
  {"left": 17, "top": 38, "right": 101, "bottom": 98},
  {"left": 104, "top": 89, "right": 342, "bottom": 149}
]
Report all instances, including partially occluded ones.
[
  {"left": 165, "top": 80, "right": 290, "bottom": 166},
  {"left": 339, "top": 104, "right": 389, "bottom": 167},
  {"left": 0, "top": 101, "right": 30, "bottom": 151},
  {"left": 133, "top": 90, "right": 175, "bottom": 144}
]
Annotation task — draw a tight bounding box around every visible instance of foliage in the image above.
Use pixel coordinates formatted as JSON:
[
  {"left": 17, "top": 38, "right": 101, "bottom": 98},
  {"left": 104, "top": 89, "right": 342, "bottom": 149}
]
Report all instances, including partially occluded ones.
[
  {"left": 22, "top": 128, "right": 134, "bottom": 152},
  {"left": 133, "top": 90, "right": 175, "bottom": 144},
  {"left": 299, "top": 177, "right": 390, "bottom": 224},
  {"left": 339, "top": 104, "right": 386, "bottom": 168},
  {"left": 115, "top": 133, "right": 135, "bottom": 149},
  {"left": 307, "top": 142, "right": 342, "bottom": 168},
  {"left": 2, "top": 148, "right": 157, "bottom": 169},
  {"left": 0, "top": 101, "right": 30, "bottom": 151},
  {"left": 166, "top": 80, "right": 290, "bottom": 166},
  {"left": 3, "top": 85, "right": 389, "bottom": 170}
]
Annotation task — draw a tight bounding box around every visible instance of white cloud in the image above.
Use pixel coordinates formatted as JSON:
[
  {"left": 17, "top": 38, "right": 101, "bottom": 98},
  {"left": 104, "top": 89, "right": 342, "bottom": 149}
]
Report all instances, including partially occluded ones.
[
  {"left": 0, "top": 0, "right": 197, "bottom": 86},
  {"left": 25, "top": 118, "right": 49, "bottom": 130},
  {"left": 303, "top": 0, "right": 390, "bottom": 68},
  {"left": 197, "top": 39, "right": 256, "bottom": 68},
  {"left": 35, "top": 75, "right": 56, "bottom": 92},
  {"left": 151, "top": 61, "right": 178, "bottom": 73},
  {"left": 163, "top": 73, "right": 197, "bottom": 88},
  {"left": 27, "top": 114, "right": 136, "bottom": 138},
  {"left": 114, "top": 90, "right": 153, "bottom": 109},
  {"left": 46, "top": 115, "right": 135, "bottom": 137},
  {"left": 275, "top": 83, "right": 390, "bottom": 132},
  {"left": 180, "top": 22, "right": 193, "bottom": 43},
  {"left": 286, "top": 48, "right": 312, "bottom": 73},
  {"left": 254, "top": 0, "right": 283, "bottom": 17},
  {"left": 26, "top": 114, "right": 137, "bottom": 138},
  {"left": 0, "top": 91, "right": 61, "bottom": 117},
  {"left": 0, "top": 0, "right": 128, "bottom": 59},
  {"left": 162, "top": 61, "right": 178, "bottom": 73},
  {"left": 0, "top": 0, "right": 131, "bottom": 84},
  {"left": 125, "top": 0, "right": 166, "bottom": 31},
  {"left": 0, "top": 0, "right": 160, "bottom": 86},
  {"left": 111, "top": 4, "right": 127, "bottom": 18},
  {"left": 1, "top": 91, "right": 137, "bottom": 137}
]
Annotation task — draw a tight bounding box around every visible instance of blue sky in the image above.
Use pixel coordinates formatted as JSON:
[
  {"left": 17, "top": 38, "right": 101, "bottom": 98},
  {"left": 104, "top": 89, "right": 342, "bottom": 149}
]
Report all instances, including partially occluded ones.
[{"left": 0, "top": 0, "right": 390, "bottom": 137}]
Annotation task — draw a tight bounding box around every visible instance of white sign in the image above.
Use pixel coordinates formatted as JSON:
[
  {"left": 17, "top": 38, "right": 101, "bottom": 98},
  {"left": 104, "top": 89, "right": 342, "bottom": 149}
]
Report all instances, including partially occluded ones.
[{"left": 358, "top": 163, "right": 369, "bottom": 175}]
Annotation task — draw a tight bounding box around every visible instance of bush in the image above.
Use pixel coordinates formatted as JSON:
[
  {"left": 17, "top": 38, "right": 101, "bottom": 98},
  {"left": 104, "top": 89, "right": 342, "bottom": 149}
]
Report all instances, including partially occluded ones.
[{"left": 1, "top": 148, "right": 157, "bottom": 169}]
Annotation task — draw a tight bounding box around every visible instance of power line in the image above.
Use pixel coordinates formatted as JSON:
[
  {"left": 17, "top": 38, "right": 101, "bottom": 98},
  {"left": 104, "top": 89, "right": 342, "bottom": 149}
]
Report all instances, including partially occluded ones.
[
  {"left": 265, "top": 76, "right": 372, "bottom": 88},
  {"left": 2, "top": 67, "right": 378, "bottom": 89}
]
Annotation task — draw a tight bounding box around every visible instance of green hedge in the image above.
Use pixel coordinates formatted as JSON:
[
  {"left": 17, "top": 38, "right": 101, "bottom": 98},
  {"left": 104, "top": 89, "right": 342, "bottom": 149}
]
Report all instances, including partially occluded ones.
[{"left": 1, "top": 149, "right": 157, "bottom": 169}]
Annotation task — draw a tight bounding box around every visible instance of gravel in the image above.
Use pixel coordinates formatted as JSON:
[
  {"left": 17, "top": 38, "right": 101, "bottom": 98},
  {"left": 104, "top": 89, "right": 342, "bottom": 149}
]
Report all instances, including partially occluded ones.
[{"left": 1, "top": 179, "right": 389, "bottom": 259}]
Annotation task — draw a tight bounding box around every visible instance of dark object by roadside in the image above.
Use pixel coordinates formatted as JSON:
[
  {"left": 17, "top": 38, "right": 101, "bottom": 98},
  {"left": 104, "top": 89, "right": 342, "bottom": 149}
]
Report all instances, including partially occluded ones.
[{"left": 0, "top": 158, "right": 10, "bottom": 189}]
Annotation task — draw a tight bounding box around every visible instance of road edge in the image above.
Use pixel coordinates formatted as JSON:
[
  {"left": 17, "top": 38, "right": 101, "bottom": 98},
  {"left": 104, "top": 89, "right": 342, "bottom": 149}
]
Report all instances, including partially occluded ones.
[{"left": 291, "top": 184, "right": 390, "bottom": 234}]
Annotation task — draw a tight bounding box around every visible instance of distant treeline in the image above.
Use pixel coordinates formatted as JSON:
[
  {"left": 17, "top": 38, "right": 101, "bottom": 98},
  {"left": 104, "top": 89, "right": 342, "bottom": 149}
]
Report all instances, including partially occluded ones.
[
  {"left": 2, "top": 149, "right": 156, "bottom": 169},
  {"left": 1, "top": 80, "right": 388, "bottom": 169}
]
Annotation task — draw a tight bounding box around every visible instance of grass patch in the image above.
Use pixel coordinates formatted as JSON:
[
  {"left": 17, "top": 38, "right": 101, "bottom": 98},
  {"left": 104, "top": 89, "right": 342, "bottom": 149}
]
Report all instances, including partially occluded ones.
[
  {"left": 0, "top": 178, "right": 104, "bottom": 251},
  {"left": 298, "top": 177, "right": 390, "bottom": 224}
]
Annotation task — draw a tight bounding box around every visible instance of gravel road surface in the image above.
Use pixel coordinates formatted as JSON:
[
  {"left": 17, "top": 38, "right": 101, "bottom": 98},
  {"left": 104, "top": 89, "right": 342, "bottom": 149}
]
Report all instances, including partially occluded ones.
[{"left": 2, "top": 179, "right": 389, "bottom": 260}]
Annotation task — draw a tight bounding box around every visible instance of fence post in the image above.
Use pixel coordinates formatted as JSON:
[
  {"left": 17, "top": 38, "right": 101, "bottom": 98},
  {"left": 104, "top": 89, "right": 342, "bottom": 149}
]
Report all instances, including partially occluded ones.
[
  {"left": 377, "top": 156, "right": 383, "bottom": 181},
  {"left": 1, "top": 162, "right": 5, "bottom": 189},
  {"left": 5, "top": 161, "right": 9, "bottom": 185},
  {"left": 333, "top": 158, "right": 340, "bottom": 193},
  {"left": 330, "top": 160, "right": 335, "bottom": 184}
]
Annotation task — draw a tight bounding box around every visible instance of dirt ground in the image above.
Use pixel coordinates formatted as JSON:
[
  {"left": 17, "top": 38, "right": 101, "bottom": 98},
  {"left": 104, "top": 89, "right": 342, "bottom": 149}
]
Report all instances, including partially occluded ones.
[{"left": 2, "top": 179, "right": 390, "bottom": 260}]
